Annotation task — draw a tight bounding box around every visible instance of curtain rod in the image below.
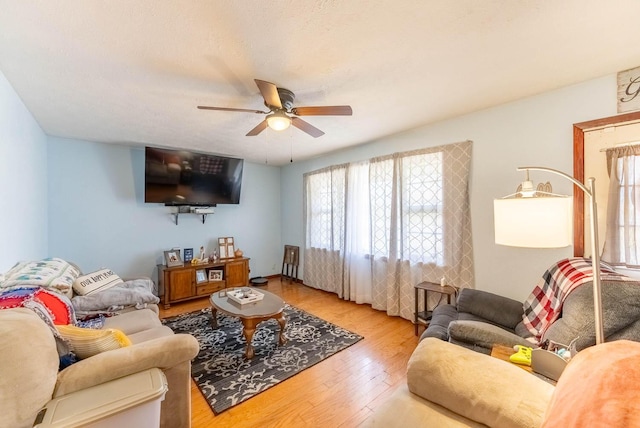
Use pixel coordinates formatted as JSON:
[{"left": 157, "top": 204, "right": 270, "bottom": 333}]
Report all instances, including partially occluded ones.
[{"left": 599, "top": 141, "right": 640, "bottom": 152}]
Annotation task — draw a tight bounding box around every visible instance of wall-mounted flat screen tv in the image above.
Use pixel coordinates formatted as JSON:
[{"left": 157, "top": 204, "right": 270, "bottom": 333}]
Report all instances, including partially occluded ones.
[{"left": 144, "top": 146, "right": 243, "bottom": 206}]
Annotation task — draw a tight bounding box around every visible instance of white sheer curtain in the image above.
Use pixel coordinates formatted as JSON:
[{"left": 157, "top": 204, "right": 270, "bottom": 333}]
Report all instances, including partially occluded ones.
[
  {"left": 602, "top": 145, "right": 640, "bottom": 267},
  {"left": 343, "top": 161, "right": 373, "bottom": 303},
  {"left": 303, "top": 141, "right": 474, "bottom": 321}
]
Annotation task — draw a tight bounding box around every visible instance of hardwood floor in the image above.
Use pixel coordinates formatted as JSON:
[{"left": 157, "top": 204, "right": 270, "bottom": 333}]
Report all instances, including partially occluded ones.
[{"left": 159, "top": 277, "right": 419, "bottom": 428}]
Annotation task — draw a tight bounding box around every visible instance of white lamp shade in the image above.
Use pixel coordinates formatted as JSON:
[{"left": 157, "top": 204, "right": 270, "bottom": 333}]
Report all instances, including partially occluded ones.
[
  {"left": 494, "top": 196, "right": 573, "bottom": 248},
  {"left": 266, "top": 112, "right": 291, "bottom": 131}
]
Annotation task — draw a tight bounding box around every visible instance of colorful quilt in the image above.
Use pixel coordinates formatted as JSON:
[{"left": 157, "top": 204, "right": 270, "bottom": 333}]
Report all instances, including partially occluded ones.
[
  {"left": 522, "top": 257, "right": 634, "bottom": 343},
  {"left": 0, "top": 257, "right": 80, "bottom": 296}
]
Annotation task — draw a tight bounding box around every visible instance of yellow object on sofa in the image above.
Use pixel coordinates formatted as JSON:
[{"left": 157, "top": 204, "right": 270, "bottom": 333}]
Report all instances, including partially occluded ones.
[{"left": 56, "top": 324, "right": 131, "bottom": 359}]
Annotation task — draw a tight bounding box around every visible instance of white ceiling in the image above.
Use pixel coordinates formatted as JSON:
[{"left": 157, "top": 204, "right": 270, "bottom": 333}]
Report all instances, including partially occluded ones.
[{"left": 2, "top": 1, "right": 640, "bottom": 166}]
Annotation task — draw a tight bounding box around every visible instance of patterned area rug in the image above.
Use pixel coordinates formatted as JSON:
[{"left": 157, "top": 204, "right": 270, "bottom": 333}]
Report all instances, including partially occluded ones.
[{"left": 162, "top": 303, "right": 363, "bottom": 414}]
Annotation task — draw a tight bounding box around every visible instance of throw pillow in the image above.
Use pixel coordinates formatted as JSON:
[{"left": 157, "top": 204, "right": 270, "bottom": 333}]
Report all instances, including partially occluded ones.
[
  {"left": 56, "top": 324, "right": 131, "bottom": 359},
  {"left": 72, "top": 268, "right": 123, "bottom": 296},
  {"left": 541, "top": 340, "right": 640, "bottom": 427}
]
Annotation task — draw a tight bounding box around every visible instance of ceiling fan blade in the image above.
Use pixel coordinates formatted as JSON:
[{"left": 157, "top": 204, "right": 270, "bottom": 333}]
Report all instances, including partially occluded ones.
[
  {"left": 291, "top": 117, "right": 325, "bottom": 138},
  {"left": 246, "top": 120, "right": 268, "bottom": 136},
  {"left": 291, "top": 105, "right": 353, "bottom": 116},
  {"left": 254, "top": 79, "right": 282, "bottom": 109},
  {"left": 197, "top": 106, "right": 266, "bottom": 114}
]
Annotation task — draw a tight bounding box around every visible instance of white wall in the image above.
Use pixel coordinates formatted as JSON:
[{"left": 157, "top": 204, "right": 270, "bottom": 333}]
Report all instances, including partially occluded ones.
[
  {"left": 47, "top": 137, "right": 282, "bottom": 282},
  {"left": 0, "top": 71, "right": 48, "bottom": 271},
  {"left": 281, "top": 74, "right": 619, "bottom": 302}
]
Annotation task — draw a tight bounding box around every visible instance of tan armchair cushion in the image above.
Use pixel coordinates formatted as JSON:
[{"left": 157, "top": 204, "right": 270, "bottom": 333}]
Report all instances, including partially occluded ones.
[
  {"left": 408, "top": 338, "right": 554, "bottom": 428},
  {"left": 0, "top": 308, "right": 59, "bottom": 428}
]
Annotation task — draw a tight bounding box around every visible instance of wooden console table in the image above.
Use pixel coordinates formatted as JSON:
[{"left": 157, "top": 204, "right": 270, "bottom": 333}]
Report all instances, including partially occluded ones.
[{"left": 158, "top": 257, "right": 249, "bottom": 309}]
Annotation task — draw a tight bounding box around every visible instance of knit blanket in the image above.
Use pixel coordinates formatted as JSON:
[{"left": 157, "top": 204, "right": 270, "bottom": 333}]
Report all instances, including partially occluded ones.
[{"left": 522, "top": 257, "right": 634, "bottom": 343}]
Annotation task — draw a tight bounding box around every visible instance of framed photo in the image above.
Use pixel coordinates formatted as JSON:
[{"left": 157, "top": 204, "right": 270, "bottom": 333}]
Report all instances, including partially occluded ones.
[
  {"left": 199, "top": 246, "right": 207, "bottom": 261},
  {"left": 183, "top": 248, "right": 194, "bottom": 263},
  {"left": 218, "top": 237, "right": 234, "bottom": 259},
  {"left": 209, "top": 269, "right": 223, "bottom": 281},
  {"left": 195, "top": 269, "right": 207, "bottom": 284},
  {"left": 164, "top": 250, "right": 182, "bottom": 267}
]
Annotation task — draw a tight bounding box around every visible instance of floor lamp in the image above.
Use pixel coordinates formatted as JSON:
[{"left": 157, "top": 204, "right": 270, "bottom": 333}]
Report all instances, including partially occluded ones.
[{"left": 493, "top": 166, "right": 605, "bottom": 345}]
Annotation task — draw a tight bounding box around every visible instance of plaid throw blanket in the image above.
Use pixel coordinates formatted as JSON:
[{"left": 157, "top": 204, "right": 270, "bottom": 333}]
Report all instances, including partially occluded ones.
[{"left": 522, "top": 257, "right": 632, "bottom": 343}]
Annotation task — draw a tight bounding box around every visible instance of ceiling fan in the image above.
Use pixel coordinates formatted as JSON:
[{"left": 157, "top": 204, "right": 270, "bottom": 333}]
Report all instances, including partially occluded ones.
[{"left": 197, "top": 79, "right": 352, "bottom": 138}]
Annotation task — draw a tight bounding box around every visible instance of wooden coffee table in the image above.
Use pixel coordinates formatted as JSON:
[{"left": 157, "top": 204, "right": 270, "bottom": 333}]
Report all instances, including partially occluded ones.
[{"left": 210, "top": 288, "right": 287, "bottom": 359}]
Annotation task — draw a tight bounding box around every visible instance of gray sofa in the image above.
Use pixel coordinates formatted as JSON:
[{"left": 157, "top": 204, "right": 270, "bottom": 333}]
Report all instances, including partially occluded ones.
[
  {"left": 423, "top": 280, "right": 640, "bottom": 353},
  {"left": 421, "top": 288, "right": 533, "bottom": 353}
]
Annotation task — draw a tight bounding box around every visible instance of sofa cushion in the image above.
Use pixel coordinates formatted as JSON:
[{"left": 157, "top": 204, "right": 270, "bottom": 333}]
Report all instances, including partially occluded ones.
[
  {"left": 456, "top": 288, "right": 524, "bottom": 329},
  {"left": 102, "top": 308, "right": 162, "bottom": 335},
  {"left": 127, "top": 326, "right": 175, "bottom": 344},
  {"left": 362, "top": 384, "right": 485, "bottom": 428},
  {"left": 0, "top": 308, "right": 59, "bottom": 428},
  {"left": 448, "top": 320, "right": 533, "bottom": 352},
  {"left": 541, "top": 340, "right": 640, "bottom": 427},
  {"left": 407, "top": 338, "right": 554, "bottom": 428},
  {"left": 421, "top": 304, "right": 458, "bottom": 341}
]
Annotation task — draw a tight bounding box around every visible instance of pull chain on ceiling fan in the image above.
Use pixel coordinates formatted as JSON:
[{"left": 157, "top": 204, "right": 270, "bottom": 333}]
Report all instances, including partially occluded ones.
[{"left": 197, "top": 79, "right": 352, "bottom": 138}]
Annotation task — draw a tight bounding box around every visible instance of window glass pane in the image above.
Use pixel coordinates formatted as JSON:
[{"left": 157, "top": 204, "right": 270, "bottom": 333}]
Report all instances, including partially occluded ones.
[{"left": 401, "top": 152, "right": 443, "bottom": 264}]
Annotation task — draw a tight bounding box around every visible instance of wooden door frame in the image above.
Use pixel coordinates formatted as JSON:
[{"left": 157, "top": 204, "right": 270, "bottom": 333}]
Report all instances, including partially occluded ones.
[{"left": 573, "top": 111, "right": 640, "bottom": 256}]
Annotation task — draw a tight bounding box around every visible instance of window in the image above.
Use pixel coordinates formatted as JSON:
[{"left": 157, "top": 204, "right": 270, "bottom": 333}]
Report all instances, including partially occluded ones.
[
  {"left": 401, "top": 151, "right": 444, "bottom": 265},
  {"left": 303, "top": 141, "right": 473, "bottom": 314},
  {"left": 602, "top": 146, "right": 640, "bottom": 267},
  {"left": 305, "top": 165, "right": 346, "bottom": 250},
  {"left": 308, "top": 151, "right": 446, "bottom": 265}
]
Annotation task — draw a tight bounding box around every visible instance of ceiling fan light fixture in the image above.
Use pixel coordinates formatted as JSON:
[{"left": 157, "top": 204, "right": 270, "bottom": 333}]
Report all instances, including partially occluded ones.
[{"left": 266, "top": 111, "right": 291, "bottom": 131}]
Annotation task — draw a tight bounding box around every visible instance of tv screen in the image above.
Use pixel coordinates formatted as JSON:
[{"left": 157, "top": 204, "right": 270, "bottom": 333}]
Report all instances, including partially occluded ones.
[{"left": 144, "top": 147, "right": 243, "bottom": 205}]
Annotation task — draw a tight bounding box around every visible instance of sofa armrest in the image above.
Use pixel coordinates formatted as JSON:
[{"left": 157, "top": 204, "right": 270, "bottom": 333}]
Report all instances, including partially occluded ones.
[
  {"left": 457, "top": 288, "right": 524, "bottom": 329},
  {"left": 54, "top": 333, "right": 199, "bottom": 397},
  {"left": 408, "top": 338, "right": 554, "bottom": 428},
  {"left": 449, "top": 320, "right": 533, "bottom": 351}
]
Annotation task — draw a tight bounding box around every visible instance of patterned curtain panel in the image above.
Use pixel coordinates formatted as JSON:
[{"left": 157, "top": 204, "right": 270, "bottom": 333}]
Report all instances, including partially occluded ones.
[
  {"left": 303, "top": 141, "right": 474, "bottom": 321},
  {"left": 602, "top": 145, "right": 640, "bottom": 267},
  {"left": 303, "top": 164, "right": 347, "bottom": 296}
]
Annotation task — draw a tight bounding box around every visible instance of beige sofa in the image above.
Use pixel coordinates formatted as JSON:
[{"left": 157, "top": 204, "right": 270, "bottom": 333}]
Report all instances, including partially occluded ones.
[
  {"left": 363, "top": 337, "right": 640, "bottom": 427},
  {"left": 0, "top": 306, "right": 199, "bottom": 428}
]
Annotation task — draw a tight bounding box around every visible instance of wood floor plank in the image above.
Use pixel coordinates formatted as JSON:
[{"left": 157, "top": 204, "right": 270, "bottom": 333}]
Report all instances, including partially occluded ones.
[{"left": 159, "top": 278, "right": 418, "bottom": 428}]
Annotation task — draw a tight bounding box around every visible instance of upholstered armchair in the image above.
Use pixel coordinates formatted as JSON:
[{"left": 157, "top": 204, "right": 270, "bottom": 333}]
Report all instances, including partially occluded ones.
[{"left": 0, "top": 307, "right": 199, "bottom": 428}]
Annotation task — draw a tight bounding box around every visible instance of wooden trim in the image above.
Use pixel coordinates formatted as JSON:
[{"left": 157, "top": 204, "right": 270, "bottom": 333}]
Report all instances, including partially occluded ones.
[{"left": 573, "top": 111, "right": 640, "bottom": 256}]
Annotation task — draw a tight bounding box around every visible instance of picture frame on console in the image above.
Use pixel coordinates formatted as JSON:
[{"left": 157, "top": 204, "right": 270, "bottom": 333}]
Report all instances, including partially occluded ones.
[
  {"left": 209, "top": 269, "right": 223, "bottom": 281},
  {"left": 218, "top": 237, "right": 235, "bottom": 259},
  {"left": 195, "top": 269, "right": 207, "bottom": 284},
  {"left": 183, "top": 248, "right": 194, "bottom": 263},
  {"left": 164, "top": 250, "right": 183, "bottom": 267}
]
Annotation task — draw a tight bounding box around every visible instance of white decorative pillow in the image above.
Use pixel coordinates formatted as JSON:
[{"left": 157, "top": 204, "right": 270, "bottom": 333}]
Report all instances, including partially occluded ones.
[{"left": 73, "top": 269, "right": 123, "bottom": 296}]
